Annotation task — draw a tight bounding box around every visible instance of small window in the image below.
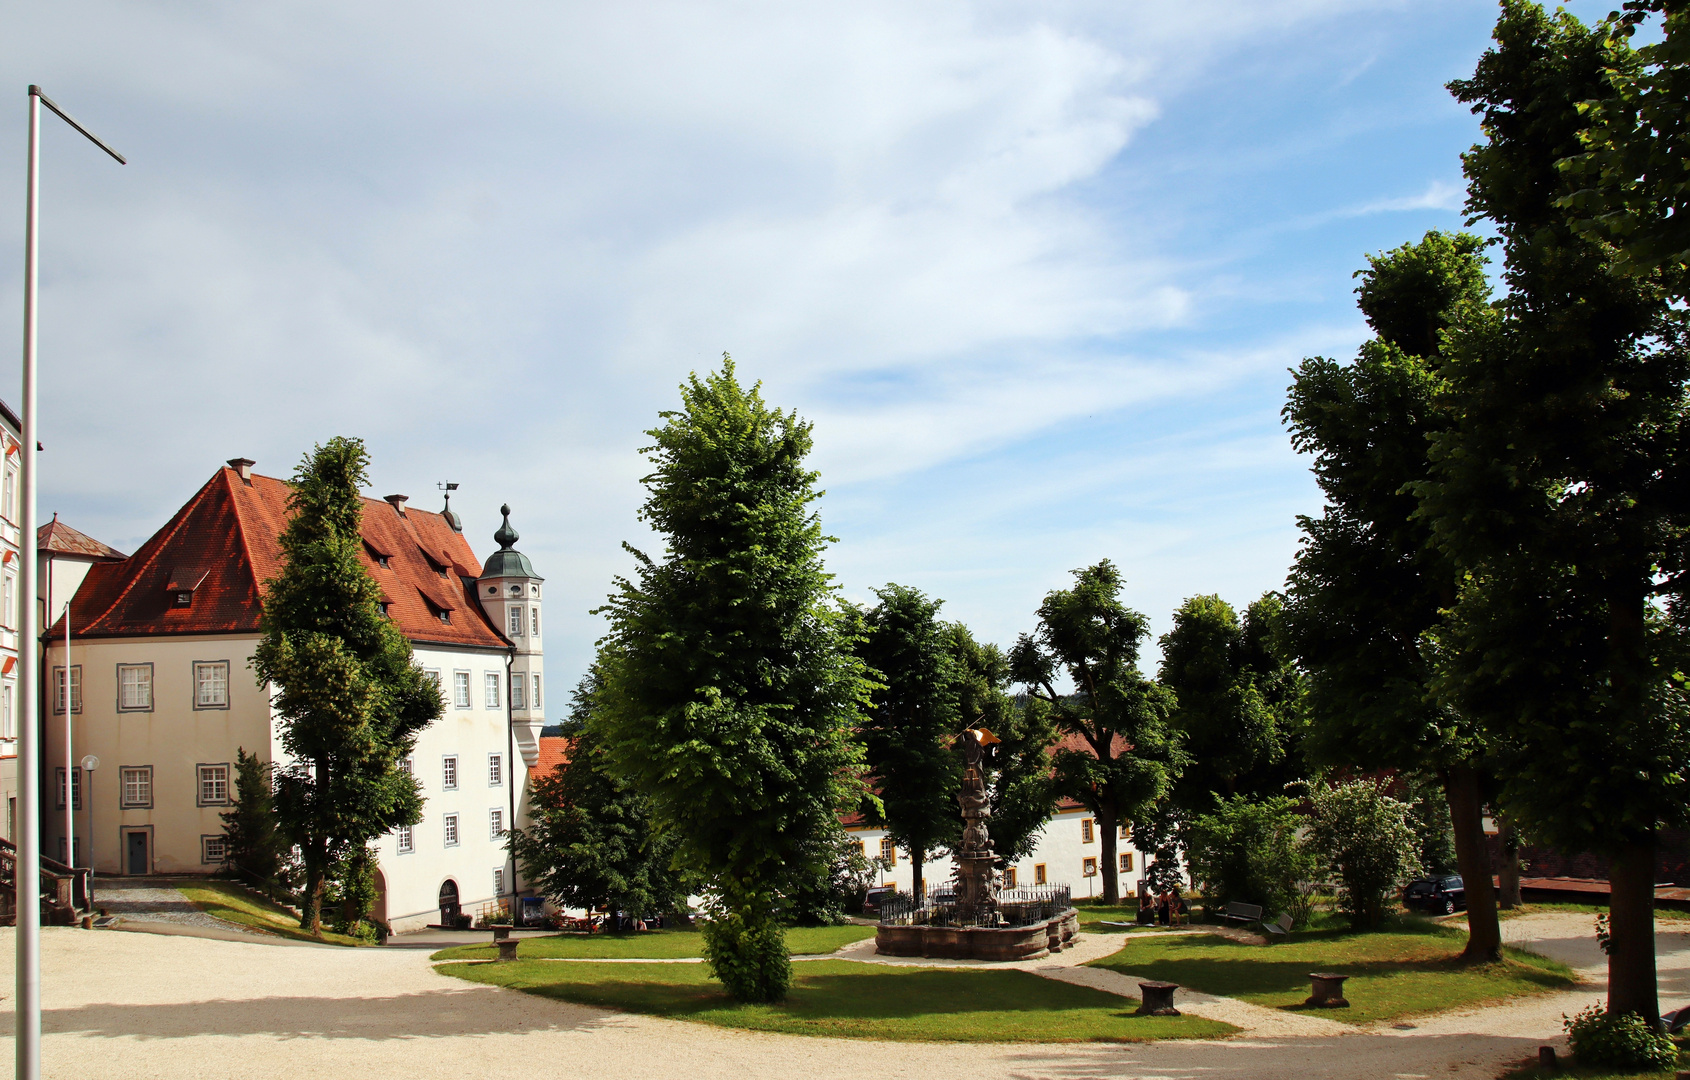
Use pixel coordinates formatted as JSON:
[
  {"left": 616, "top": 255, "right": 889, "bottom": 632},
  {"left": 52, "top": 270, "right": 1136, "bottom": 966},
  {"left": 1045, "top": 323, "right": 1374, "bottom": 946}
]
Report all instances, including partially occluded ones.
[
  {"left": 197, "top": 764, "right": 231, "bottom": 805},
  {"left": 851, "top": 839, "right": 865, "bottom": 858},
  {"left": 55, "top": 767, "right": 83, "bottom": 810},
  {"left": 508, "top": 606, "right": 524, "bottom": 637},
  {"left": 438, "top": 609, "right": 452, "bottom": 625},
  {"left": 1034, "top": 863, "right": 1047, "bottom": 886},
  {"left": 509, "top": 584, "right": 522, "bottom": 596},
  {"left": 378, "top": 602, "right": 391, "bottom": 619},
  {"left": 1120, "top": 852, "right": 1134, "bottom": 873},
  {"left": 453, "top": 671, "right": 471, "bottom": 709},
  {"left": 2, "top": 466, "right": 14, "bottom": 522},
  {"left": 493, "top": 867, "right": 504, "bottom": 896},
  {"left": 378, "top": 556, "right": 390, "bottom": 569},
  {"left": 442, "top": 756, "right": 458, "bottom": 790},
  {"left": 118, "top": 663, "right": 154, "bottom": 712},
  {"left": 1083, "top": 857, "right": 1098, "bottom": 877},
  {"left": 2, "top": 575, "right": 12, "bottom": 630},
  {"left": 52, "top": 666, "right": 82, "bottom": 714},
  {"left": 511, "top": 674, "right": 526, "bottom": 710},
  {"left": 531, "top": 673, "right": 541, "bottom": 710},
  {"left": 1, "top": 681, "right": 13, "bottom": 740},
  {"left": 1003, "top": 867, "right": 1018, "bottom": 888},
  {"left": 396, "top": 825, "right": 414, "bottom": 854},
  {"left": 1120, "top": 823, "right": 1131, "bottom": 840},
  {"left": 484, "top": 673, "right": 501, "bottom": 709},
  {"left": 879, "top": 837, "right": 896, "bottom": 866},
  {"left": 202, "top": 835, "right": 228, "bottom": 864},
  {"left": 488, "top": 754, "right": 503, "bottom": 787},
  {"left": 531, "top": 608, "right": 540, "bottom": 636},
  {"left": 121, "top": 766, "right": 153, "bottom": 809},
  {"left": 443, "top": 813, "right": 460, "bottom": 847},
  {"left": 173, "top": 591, "right": 193, "bottom": 608},
  {"left": 490, "top": 808, "right": 504, "bottom": 839},
  {"left": 194, "top": 661, "right": 230, "bottom": 709},
  {"left": 1081, "top": 818, "right": 1095, "bottom": 844}
]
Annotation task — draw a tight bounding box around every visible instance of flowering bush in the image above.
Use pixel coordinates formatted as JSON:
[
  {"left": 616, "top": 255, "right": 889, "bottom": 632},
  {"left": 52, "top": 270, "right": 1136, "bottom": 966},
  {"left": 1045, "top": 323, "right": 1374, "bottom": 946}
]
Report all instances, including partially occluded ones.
[
  {"left": 1302, "top": 779, "right": 1421, "bottom": 929},
  {"left": 1564, "top": 1003, "right": 1677, "bottom": 1071}
]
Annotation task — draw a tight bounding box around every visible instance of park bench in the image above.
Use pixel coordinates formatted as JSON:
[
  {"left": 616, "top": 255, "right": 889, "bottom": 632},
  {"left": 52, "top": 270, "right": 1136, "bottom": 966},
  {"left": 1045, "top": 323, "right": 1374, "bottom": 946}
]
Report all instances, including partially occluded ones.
[
  {"left": 1221, "top": 901, "right": 1264, "bottom": 925},
  {"left": 1264, "top": 913, "right": 1294, "bottom": 935}
]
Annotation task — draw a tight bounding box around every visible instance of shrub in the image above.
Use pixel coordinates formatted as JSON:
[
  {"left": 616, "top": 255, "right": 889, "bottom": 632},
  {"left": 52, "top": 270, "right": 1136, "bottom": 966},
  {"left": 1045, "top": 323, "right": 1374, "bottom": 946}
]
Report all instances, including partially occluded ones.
[
  {"left": 1184, "top": 794, "right": 1314, "bottom": 921},
  {"left": 1303, "top": 779, "right": 1421, "bottom": 929},
  {"left": 701, "top": 908, "right": 792, "bottom": 1004},
  {"left": 1564, "top": 1004, "right": 1677, "bottom": 1071}
]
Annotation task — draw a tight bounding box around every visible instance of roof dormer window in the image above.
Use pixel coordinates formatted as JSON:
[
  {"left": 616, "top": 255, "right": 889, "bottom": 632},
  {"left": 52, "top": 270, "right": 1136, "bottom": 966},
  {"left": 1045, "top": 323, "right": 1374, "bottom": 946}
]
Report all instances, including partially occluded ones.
[
  {"left": 166, "top": 567, "right": 209, "bottom": 610},
  {"left": 364, "top": 541, "right": 392, "bottom": 569},
  {"left": 174, "top": 592, "right": 192, "bottom": 608}
]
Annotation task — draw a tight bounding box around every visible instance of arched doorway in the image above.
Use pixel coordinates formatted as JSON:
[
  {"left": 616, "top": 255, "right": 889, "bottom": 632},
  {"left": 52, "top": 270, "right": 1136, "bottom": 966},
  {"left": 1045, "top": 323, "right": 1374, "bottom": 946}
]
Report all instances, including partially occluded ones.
[
  {"left": 372, "top": 868, "right": 389, "bottom": 928},
  {"left": 438, "top": 879, "right": 460, "bottom": 926}
]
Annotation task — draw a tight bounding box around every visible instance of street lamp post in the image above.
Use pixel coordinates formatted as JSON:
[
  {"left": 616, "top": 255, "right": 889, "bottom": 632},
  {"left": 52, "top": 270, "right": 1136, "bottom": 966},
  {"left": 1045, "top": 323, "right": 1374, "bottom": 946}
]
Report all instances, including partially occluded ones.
[{"left": 17, "top": 84, "right": 124, "bottom": 1080}]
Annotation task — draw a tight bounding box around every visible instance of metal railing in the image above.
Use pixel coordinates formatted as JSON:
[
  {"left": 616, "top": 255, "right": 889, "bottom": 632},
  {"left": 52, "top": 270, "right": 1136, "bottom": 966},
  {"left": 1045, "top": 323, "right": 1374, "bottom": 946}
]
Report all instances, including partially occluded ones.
[{"left": 878, "top": 883, "right": 1071, "bottom": 929}]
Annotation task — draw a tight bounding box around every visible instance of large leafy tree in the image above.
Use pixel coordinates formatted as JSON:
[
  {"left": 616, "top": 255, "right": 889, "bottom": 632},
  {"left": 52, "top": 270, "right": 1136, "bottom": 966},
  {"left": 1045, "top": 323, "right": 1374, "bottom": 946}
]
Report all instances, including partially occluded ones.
[
  {"left": 252, "top": 438, "right": 435, "bottom": 931},
  {"left": 857, "top": 584, "right": 961, "bottom": 901},
  {"left": 591, "top": 358, "right": 870, "bottom": 1004},
  {"left": 511, "top": 670, "right": 686, "bottom": 920},
  {"left": 1425, "top": 1, "right": 1690, "bottom": 1019},
  {"left": 1008, "top": 561, "right": 1186, "bottom": 904},
  {"left": 1158, "top": 592, "right": 1308, "bottom": 810},
  {"left": 1280, "top": 229, "right": 1506, "bottom": 961}
]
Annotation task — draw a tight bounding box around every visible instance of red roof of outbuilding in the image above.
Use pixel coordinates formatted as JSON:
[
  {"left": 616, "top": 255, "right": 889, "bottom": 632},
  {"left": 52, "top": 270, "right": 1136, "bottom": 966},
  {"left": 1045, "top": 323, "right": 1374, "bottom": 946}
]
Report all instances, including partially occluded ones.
[
  {"left": 60, "top": 465, "right": 510, "bottom": 651},
  {"left": 531, "top": 736, "right": 571, "bottom": 780}
]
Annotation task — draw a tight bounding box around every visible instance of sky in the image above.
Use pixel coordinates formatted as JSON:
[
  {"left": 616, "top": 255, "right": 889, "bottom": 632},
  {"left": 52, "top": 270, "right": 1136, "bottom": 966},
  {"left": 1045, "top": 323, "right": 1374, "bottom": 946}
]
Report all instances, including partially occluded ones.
[{"left": 0, "top": 1, "right": 1616, "bottom": 703}]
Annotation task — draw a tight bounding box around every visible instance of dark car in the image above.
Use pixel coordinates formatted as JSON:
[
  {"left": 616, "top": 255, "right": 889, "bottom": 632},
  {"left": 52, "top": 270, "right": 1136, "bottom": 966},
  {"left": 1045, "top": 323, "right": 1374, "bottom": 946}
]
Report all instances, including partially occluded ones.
[
  {"left": 1403, "top": 875, "right": 1466, "bottom": 915},
  {"left": 862, "top": 885, "right": 899, "bottom": 917}
]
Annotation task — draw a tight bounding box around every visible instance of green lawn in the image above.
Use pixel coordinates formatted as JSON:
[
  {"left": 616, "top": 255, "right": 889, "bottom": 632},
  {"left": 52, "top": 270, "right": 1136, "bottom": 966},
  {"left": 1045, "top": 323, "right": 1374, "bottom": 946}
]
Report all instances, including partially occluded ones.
[
  {"left": 174, "top": 880, "right": 369, "bottom": 947},
  {"left": 1089, "top": 920, "right": 1575, "bottom": 1025},
  {"left": 437, "top": 958, "right": 1237, "bottom": 1042},
  {"left": 1072, "top": 903, "right": 1168, "bottom": 934},
  {"left": 429, "top": 923, "right": 876, "bottom": 962}
]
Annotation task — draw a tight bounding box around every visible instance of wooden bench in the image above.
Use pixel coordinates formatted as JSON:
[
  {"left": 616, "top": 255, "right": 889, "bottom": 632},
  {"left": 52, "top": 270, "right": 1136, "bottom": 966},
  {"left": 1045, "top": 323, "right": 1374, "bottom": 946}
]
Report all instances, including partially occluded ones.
[
  {"left": 1264, "top": 913, "right": 1294, "bottom": 935},
  {"left": 1221, "top": 901, "right": 1264, "bottom": 925}
]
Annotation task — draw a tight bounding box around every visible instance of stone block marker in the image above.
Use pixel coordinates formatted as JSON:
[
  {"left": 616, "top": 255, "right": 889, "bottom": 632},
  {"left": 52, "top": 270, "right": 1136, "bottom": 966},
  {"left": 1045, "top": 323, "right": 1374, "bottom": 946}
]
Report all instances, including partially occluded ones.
[
  {"left": 1305, "top": 973, "right": 1349, "bottom": 1008},
  {"left": 496, "top": 939, "right": 520, "bottom": 962},
  {"left": 1135, "top": 981, "right": 1180, "bottom": 1016}
]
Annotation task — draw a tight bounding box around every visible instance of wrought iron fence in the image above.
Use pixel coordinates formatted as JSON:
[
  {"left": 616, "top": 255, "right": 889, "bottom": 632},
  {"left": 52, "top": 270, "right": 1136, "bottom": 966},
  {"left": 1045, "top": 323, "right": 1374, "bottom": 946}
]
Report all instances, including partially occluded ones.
[{"left": 878, "top": 883, "right": 1071, "bottom": 928}]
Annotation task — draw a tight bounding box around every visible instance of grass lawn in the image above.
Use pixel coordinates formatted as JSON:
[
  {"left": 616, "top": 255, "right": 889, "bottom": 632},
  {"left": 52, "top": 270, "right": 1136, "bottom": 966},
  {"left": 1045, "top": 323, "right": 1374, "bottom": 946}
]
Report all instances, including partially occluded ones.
[
  {"left": 1072, "top": 903, "right": 1168, "bottom": 934},
  {"left": 174, "top": 880, "right": 369, "bottom": 947},
  {"left": 1089, "top": 919, "right": 1575, "bottom": 1025},
  {"left": 437, "top": 957, "right": 1238, "bottom": 1042},
  {"left": 430, "top": 923, "right": 876, "bottom": 962}
]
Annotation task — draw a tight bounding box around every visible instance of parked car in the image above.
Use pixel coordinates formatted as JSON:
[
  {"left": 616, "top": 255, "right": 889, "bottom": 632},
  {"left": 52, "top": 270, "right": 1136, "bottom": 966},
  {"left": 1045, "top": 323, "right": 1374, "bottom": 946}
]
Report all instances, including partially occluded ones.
[
  {"left": 1403, "top": 875, "right": 1466, "bottom": 915},
  {"left": 862, "top": 885, "right": 899, "bottom": 917}
]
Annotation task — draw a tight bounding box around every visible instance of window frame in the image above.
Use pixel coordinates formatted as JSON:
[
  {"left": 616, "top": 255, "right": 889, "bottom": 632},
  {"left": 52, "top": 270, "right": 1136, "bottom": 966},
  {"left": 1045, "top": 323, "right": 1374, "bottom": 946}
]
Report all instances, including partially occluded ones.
[
  {"left": 488, "top": 753, "right": 503, "bottom": 788},
  {"left": 116, "top": 662, "right": 155, "bottom": 713},
  {"left": 490, "top": 807, "right": 504, "bottom": 840},
  {"left": 52, "top": 665, "right": 82, "bottom": 715},
  {"left": 507, "top": 605, "right": 524, "bottom": 637},
  {"left": 531, "top": 673, "right": 541, "bottom": 710},
  {"left": 1082, "top": 856, "right": 1098, "bottom": 878},
  {"left": 531, "top": 607, "right": 540, "bottom": 637},
  {"left": 879, "top": 837, "right": 896, "bottom": 867},
  {"left": 192, "top": 660, "right": 231, "bottom": 710},
  {"left": 442, "top": 755, "right": 459, "bottom": 791},
  {"left": 1033, "top": 863, "right": 1047, "bottom": 886},
  {"left": 1081, "top": 818, "right": 1095, "bottom": 844},
  {"left": 55, "top": 766, "right": 83, "bottom": 810},
  {"left": 1119, "top": 852, "right": 1134, "bottom": 873},
  {"left": 493, "top": 867, "right": 505, "bottom": 897},
  {"left": 196, "top": 762, "right": 232, "bottom": 807},
  {"left": 201, "top": 835, "right": 229, "bottom": 865},
  {"left": 510, "top": 673, "right": 525, "bottom": 710},
  {"left": 443, "top": 812, "right": 460, "bottom": 847},
  {"left": 452, "top": 670, "right": 471, "bottom": 709},
  {"left": 484, "top": 672, "right": 501, "bottom": 709},
  {"left": 395, "top": 824, "right": 415, "bottom": 854},
  {"left": 1003, "top": 867, "right": 1018, "bottom": 888},
  {"left": 120, "top": 765, "right": 153, "bottom": 809}
]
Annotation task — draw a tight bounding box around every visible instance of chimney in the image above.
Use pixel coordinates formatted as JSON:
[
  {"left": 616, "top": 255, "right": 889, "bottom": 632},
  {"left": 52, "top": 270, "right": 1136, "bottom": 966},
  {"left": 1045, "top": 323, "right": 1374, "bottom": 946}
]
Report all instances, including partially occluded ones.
[
  {"left": 227, "top": 458, "right": 255, "bottom": 484},
  {"left": 384, "top": 494, "right": 409, "bottom": 517}
]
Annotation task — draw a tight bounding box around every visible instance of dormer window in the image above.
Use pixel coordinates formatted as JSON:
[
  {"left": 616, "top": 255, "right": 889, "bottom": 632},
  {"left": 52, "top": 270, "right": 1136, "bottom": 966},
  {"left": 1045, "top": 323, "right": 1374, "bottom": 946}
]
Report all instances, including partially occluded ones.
[
  {"left": 378, "top": 602, "right": 391, "bottom": 619},
  {"left": 166, "top": 567, "right": 209, "bottom": 610},
  {"left": 438, "top": 610, "right": 452, "bottom": 625},
  {"left": 378, "top": 556, "right": 390, "bottom": 569},
  {"left": 418, "top": 547, "right": 451, "bottom": 580},
  {"left": 364, "top": 541, "right": 393, "bottom": 570},
  {"left": 174, "top": 592, "right": 193, "bottom": 608}
]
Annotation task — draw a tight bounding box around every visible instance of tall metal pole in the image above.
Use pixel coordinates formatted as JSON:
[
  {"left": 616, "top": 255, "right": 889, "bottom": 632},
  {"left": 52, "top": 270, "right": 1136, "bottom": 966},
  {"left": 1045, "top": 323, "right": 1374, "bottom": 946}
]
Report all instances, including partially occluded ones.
[
  {"left": 62, "top": 602, "right": 70, "bottom": 866},
  {"left": 17, "top": 85, "right": 43, "bottom": 1080}
]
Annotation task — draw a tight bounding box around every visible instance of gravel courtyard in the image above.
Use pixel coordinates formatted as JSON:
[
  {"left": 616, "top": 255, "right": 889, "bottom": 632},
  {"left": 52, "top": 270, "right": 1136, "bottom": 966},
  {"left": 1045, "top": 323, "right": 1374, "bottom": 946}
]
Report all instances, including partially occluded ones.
[{"left": 0, "top": 912, "right": 1682, "bottom": 1080}]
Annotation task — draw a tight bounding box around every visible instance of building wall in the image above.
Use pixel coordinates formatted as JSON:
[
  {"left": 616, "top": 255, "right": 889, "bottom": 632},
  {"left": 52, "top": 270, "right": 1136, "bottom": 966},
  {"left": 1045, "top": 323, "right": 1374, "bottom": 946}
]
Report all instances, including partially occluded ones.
[{"left": 846, "top": 808, "right": 1152, "bottom": 902}]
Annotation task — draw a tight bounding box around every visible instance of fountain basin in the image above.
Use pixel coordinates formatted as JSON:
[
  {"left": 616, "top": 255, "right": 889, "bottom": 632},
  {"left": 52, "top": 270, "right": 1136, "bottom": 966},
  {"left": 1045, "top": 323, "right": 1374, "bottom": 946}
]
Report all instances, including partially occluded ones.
[{"left": 874, "top": 908, "right": 1078, "bottom": 961}]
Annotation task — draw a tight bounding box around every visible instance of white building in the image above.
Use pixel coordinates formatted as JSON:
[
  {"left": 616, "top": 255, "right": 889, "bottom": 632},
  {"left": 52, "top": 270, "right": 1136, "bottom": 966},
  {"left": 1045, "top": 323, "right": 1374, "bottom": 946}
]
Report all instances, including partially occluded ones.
[{"left": 44, "top": 458, "right": 545, "bottom": 932}]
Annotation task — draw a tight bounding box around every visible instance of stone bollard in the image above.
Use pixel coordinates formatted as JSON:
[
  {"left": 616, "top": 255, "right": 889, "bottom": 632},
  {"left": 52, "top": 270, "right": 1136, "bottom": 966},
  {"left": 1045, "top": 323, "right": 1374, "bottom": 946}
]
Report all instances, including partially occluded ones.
[
  {"left": 1538, "top": 1046, "right": 1556, "bottom": 1069},
  {"left": 1136, "top": 981, "right": 1181, "bottom": 1016},
  {"left": 492, "top": 926, "right": 512, "bottom": 942},
  {"left": 496, "top": 938, "right": 520, "bottom": 962},
  {"left": 1306, "top": 972, "right": 1350, "bottom": 1008}
]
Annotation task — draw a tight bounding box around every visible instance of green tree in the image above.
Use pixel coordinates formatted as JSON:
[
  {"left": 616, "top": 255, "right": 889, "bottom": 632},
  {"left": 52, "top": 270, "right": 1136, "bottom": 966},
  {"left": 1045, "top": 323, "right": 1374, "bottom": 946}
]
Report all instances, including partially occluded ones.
[
  {"left": 1158, "top": 592, "right": 1308, "bottom": 810},
  {"left": 219, "top": 748, "right": 294, "bottom": 898},
  {"left": 945, "top": 624, "right": 1059, "bottom": 865},
  {"left": 511, "top": 670, "right": 687, "bottom": 920},
  {"left": 590, "top": 358, "right": 870, "bottom": 1004},
  {"left": 1008, "top": 561, "right": 1187, "bottom": 904},
  {"left": 252, "top": 438, "right": 435, "bottom": 932},
  {"left": 1303, "top": 779, "right": 1422, "bottom": 930},
  {"left": 1280, "top": 229, "right": 1505, "bottom": 961},
  {"left": 857, "top": 584, "right": 962, "bottom": 901},
  {"left": 1184, "top": 794, "right": 1314, "bottom": 922},
  {"left": 1426, "top": 1, "right": 1690, "bottom": 1019}
]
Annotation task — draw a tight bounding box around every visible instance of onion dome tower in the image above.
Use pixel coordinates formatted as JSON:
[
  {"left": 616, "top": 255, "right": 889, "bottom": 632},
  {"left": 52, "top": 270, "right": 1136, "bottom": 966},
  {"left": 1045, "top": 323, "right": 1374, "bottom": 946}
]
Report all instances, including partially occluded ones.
[{"left": 477, "top": 505, "right": 545, "bottom": 767}]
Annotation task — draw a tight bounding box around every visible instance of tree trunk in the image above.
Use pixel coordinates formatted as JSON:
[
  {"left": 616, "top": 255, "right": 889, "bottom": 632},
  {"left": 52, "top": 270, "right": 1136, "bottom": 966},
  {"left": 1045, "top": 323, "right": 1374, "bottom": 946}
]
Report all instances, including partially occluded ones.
[
  {"left": 299, "top": 837, "right": 326, "bottom": 932},
  {"left": 1099, "top": 806, "right": 1119, "bottom": 905},
  {"left": 1497, "top": 813, "right": 1522, "bottom": 909},
  {"left": 1443, "top": 764, "right": 1501, "bottom": 962},
  {"left": 1607, "top": 834, "right": 1658, "bottom": 1022},
  {"left": 911, "top": 848, "right": 924, "bottom": 903}
]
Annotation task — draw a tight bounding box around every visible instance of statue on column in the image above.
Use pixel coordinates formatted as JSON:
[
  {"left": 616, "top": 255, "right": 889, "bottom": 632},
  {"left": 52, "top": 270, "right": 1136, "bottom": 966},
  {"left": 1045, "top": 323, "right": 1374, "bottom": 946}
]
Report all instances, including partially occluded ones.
[{"left": 954, "top": 728, "right": 1000, "bottom": 921}]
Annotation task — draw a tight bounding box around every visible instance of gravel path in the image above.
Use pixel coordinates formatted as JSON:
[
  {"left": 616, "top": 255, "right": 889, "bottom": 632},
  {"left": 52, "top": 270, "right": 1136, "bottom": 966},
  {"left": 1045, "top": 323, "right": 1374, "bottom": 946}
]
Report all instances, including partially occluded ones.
[
  {"left": 0, "top": 911, "right": 1684, "bottom": 1079},
  {"left": 94, "top": 878, "right": 266, "bottom": 937}
]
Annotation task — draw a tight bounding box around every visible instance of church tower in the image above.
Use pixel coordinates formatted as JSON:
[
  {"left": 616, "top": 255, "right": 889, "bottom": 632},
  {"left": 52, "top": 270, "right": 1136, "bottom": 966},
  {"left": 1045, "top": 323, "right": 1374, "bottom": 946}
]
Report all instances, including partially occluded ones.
[{"left": 477, "top": 505, "right": 546, "bottom": 767}]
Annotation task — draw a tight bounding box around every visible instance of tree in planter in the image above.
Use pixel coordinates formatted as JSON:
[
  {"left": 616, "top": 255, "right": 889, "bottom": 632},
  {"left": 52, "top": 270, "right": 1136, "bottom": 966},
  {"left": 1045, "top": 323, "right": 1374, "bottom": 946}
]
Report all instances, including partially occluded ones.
[
  {"left": 510, "top": 670, "right": 686, "bottom": 922},
  {"left": 220, "top": 747, "right": 295, "bottom": 899},
  {"left": 1281, "top": 228, "right": 1506, "bottom": 961},
  {"left": 1008, "top": 561, "right": 1187, "bottom": 905},
  {"left": 1184, "top": 794, "right": 1313, "bottom": 922},
  {"left": 252, "top": 437, "right": 435, "bottom": 932},
  {"left": 1423, "top": 1, "right": 1690, "bottom": 1020},
  {"left": 857, "top": 584, "right": 961, "bottom": 902},
  {"left": 591, "top": 359, "right": 870, "bottom": 1004},
  {"left": 1303, "top": 779, "right": 1422, "bottom": 930}
]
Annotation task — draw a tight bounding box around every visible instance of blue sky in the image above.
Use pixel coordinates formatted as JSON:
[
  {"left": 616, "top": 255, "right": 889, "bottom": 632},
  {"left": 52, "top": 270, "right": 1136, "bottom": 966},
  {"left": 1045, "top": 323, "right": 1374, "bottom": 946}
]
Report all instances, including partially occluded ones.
[{"left": 0, "top": 1, "right": 1614, "bottom": 698}]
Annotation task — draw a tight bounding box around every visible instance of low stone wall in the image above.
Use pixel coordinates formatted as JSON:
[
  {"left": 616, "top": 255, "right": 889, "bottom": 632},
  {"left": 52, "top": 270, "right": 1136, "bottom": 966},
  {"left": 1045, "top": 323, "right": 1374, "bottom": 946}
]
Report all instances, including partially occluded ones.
[{"left": 875, "top": 908, "right": 1079, "bottom": 962}]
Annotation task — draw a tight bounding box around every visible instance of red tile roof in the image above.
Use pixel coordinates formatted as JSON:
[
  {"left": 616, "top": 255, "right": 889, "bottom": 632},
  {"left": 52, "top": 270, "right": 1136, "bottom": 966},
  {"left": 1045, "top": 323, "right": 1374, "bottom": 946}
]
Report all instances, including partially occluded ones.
[
  {"left": 531, "top": 736, "right": 571, "bottom": 780},
  {"left": 38, "top": 517, "right": 126, "bottom": 561},
  {"left": 60, "top": 465, "right": 510, "bottom": 651}
]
